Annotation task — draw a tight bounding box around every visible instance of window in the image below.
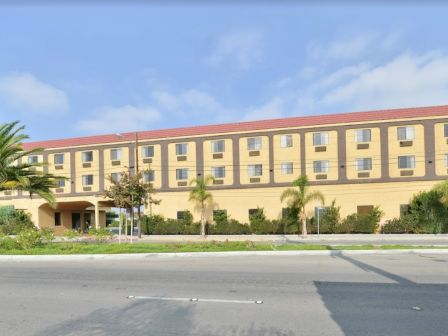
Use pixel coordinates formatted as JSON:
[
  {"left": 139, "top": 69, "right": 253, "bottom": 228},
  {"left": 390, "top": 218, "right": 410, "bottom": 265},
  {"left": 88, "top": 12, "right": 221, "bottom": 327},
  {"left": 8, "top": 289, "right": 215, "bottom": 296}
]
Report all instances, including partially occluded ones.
[
  {"left": 247, "top": 137, "right": 262, "bottom": 151},
  {"left": 211, "top": 140, "right": 225, "bottom": 153},
  {"left": 54, "top": 154, "right": 64, "bottom": 165},
  {"left": 400, "top": 204, "right": 410, "bottom": 216},
  {"left": 213, "top": 209, "right": 227, "bottom": 221},
  {"left": 313, "top": 132, "right": 329, "bottom": 146},
  {"left": 355, "top": 129, "right": 371, "bottom": 143},
  {"left": 143, "top": 170, "right": 155, "bottom": 182},
  {"left": 211, "top": 166, "right": 225, "bottom": 179},
  {"left": 313, "top": 160, "right": 329, "bottom": 173},
  {"left": 248, "top": 164, "right": 262, "bottom": 177},
  {"left": 445, "top": 154, "right": 448, "bottom": 167},
  {"left": 282, "top": 207, "right": 297, "bottom": 219},
  {"left": 356, "top": 158, "right": 372, "bottom": 171},
  {"left": 28, "top": 155, "right": 39, "bottom": 164},
  {"left": 82, "top": 175, "right": 94, "bottom": 186},
  {"left": 397, "top": 126, "right": 415, "bottom": 141},
  {"left": 54, "top": 212, "right": 61, "bottom": 226},
  {"left": 82, "top": 151, "right": 93, "bottom": 163},
  {"left": 177, "top": 211, "right": 185, "bottom": 220},
  {"left": 110, "top": 148, "right": 122, "bottom": 161},
  {"left": 398, "top": 155, "right": 415, "bottom": 169},
  {"left": 142, "top": 146, "right": 154, "bottom": 158},
  {"left": 281, "top": 162, "right": 294, "bottom": 175},
  {"left": 110, "top": 173, "right": 122, "bottom": 183},
  {"left": 56, "top": 179, "right": 65, "bottom": 188},
  {"left": 175, "top": 143, "right": 188, "bottom": 155},
  {"left": 357, "top": 205, "right": 374, "bottom": 215},
  {"left": 176, "top": 168, "right": 188, "bottom": 180},
  {"left": 280, "top": 135, "right": 293, "bottom": 148},
  {"left": 248, "top": 208, "right": 259, "bottom": 216},
  {"left": 444, "top": 124, "right": 448, "bottom": 137}
]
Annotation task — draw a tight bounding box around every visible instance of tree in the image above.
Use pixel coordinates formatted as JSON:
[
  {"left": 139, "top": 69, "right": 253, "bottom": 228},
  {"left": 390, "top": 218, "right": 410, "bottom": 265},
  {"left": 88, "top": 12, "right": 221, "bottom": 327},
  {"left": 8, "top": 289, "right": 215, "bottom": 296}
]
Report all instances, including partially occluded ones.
[
  {"left": 0, "top": 121, "right": 60, "bottom": 206},
  {"left": 189, "top": 175, "right": 214, "bottom": 237},
  {"left": 280, "top": 175, "right": 325, "bottom": 236},
  {"left": 104, "top": 169, "right": 158, "bottom": 238}
]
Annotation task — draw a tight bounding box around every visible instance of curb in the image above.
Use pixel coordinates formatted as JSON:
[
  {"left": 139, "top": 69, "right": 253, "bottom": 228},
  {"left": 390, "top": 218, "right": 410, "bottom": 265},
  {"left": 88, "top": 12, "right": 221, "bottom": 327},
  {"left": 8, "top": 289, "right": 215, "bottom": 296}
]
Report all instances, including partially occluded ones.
[{"left": 1, "top": 249, "right": 448, "bottom": 261}]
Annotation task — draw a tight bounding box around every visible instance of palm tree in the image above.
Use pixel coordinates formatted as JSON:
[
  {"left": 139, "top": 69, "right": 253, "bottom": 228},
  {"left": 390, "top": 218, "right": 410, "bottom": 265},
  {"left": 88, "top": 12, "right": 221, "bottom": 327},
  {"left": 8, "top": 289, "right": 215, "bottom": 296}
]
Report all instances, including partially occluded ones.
[
  {"left": 189, "top": 175, "right": 214, "bottom": 237},
  {"left": 0, "top": 121, "right": 59, "bottom": 206},
  {"left": 280, "top": 175, "right": 325, "bottom": 236}
]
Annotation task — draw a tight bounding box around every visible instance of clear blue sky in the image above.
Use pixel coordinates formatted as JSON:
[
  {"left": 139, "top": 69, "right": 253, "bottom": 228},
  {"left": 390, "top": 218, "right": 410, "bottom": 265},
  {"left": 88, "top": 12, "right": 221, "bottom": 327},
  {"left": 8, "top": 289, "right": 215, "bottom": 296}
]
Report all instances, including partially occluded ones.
[{"left": 0, "top": 2, "right": 447, "bottom": 141}]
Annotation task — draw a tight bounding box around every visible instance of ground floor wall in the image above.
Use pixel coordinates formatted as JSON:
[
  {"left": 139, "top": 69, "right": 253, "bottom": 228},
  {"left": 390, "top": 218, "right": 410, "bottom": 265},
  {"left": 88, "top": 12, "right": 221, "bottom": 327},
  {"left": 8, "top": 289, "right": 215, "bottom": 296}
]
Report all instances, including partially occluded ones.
[
  {"left": 151, "top": 180, "right": 441, "bottom": 224},
  {"left": 0, "top": 196, "right": 109, "bottom": 235}
]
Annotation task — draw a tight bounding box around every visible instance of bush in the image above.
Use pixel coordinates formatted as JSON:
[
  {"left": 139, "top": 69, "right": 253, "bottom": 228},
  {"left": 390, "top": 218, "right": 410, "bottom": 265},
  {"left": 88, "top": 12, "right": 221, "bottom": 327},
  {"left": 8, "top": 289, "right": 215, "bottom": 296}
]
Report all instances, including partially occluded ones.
[
  {"left": 16, "top": 229, "right": 43, "bottom": 249},
  {"left": 63, "top": 229, "right": 81, "bottom": 241},
  {"left": 320, "top": 200, "right": 341, "bottom": 234},
  {"left": 0, "top": 235, "right": 21, "bottom": 250},
  {"left": 209, "top": 218, "right": 251, "bottom": 234},
  {"left": 338, "top": 206, "right": 383, "bottom": 234},
  {"left": 140, "top": 214, "right": 163, "bottom": 235},
  {"left": 381, "top": 213, "right": 420, "bottom": 234},
  {"left": 88, "top": 228, "right": 114, "bottom": 243},
  {"left": 40, "top": 228, "right": 55, "bottom": 243},
  {"left": 249, "top": 208, "right": 272, "bottom": 234},
  {"left": 0, "top": 209, "right": 35, "bottom": 235}
]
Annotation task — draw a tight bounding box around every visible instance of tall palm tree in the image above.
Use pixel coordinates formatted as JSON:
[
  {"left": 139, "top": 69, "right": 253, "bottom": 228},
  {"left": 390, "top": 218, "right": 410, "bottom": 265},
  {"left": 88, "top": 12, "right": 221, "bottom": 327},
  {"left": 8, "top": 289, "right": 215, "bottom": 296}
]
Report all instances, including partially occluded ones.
[
  {"left": 189, "top": 175, "right": 214, "bottom": 237},
  {"left": 280, "top": 175, "right": 325, "bottom": 236},
  {"left": 0, "top": 121, "right": 59, "bottom": 206}
]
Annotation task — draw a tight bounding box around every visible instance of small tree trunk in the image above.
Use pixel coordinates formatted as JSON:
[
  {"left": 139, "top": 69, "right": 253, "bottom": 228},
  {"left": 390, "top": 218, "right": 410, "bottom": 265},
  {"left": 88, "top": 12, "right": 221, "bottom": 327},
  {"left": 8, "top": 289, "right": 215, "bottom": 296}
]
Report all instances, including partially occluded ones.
[
  {"left": 301, "top": 210, "right": 308, "bottom": 237},
  {"left": 200, "top": 201, "right": 206, "bottom": 238},
  {"left": 137, "top": 206, "right": 142, "bottom": 238}
]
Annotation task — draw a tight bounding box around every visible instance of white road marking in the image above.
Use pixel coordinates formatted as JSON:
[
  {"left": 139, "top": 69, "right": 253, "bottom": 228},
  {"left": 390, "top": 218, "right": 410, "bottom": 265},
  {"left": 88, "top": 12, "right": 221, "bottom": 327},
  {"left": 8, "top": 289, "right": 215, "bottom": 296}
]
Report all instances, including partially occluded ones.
[{"left": 127, "top": 295, "right": 263, "bottom": 304}]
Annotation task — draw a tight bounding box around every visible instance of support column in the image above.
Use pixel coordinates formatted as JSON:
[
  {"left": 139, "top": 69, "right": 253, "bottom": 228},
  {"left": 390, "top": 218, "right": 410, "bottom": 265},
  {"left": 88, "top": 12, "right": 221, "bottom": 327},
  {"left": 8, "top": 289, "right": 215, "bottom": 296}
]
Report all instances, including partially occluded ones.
[{"left": 94, "top": 202, "right": 100, "bottom": 229}]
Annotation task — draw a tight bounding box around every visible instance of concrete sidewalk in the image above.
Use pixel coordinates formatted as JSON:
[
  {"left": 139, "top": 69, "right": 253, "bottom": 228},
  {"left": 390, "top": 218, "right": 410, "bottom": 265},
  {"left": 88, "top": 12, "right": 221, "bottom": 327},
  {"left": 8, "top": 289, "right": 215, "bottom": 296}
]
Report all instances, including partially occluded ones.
[{"left": 2, "top": 248, "right": 448, "bottom": 262}]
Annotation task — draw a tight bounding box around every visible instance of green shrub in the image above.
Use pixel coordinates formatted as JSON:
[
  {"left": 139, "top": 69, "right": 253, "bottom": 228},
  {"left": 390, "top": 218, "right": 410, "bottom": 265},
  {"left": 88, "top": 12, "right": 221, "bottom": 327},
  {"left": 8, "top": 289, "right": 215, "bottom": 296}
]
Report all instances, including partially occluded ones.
[
  {"left": 320, "top": 200, "right": 341, "bottom": 234},
  {"left": 249, "top": 208, "right": 271, "bottom": 234},
  {"left": 40, "top": 228, "right": 55, "bottom": 243},
  {"left": 63, "top": 229, "right": 81, "bottom": 241},
  {"left": 209, "top": 218, "right": 251, "bottom": 234},
  {"left": 381, "top": 213, "right": 420, "bottom": 234},
  {"left": 338, "top": 206, "right": 383, "bottom": 234},
  {"left": 16, "top": 229, "right": 43, "bottom": 249},
  {"left": 88, "top": 228, "right": 114, "bottom": 243},
  {"left": 0, "top": 236, "right": 21, "bottom": 250},
  {"left": 0, "top": 209, "right": 35, "bottom": 235},
  {"left": 140, "top": 214, "right": 164, "bottom": 235}
]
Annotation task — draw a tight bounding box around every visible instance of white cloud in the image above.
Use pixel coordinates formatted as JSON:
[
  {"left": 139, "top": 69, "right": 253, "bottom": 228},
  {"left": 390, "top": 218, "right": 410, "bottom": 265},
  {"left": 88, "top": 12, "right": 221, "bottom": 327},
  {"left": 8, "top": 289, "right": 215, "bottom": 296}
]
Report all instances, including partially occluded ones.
[
  {"left": 307, "top": 32, "right": 399, "bottom": 61},
  {"left": 207, "top": 30, "right": 263, "bottom": 69},
  {"left": 321, "top": 51, "right": 448, "bottom": 110},
  {"left": 241, "top": 98, "right": 286, "bottom": 121},
  {"left": 75, "top": 105, "right": 161, "bottom": 134},
  {"left": 151, "top": 89, "right": 223, "bottom": 117},
  {"left": 0, "top": 72, "right": 68, "bottom": 113}
]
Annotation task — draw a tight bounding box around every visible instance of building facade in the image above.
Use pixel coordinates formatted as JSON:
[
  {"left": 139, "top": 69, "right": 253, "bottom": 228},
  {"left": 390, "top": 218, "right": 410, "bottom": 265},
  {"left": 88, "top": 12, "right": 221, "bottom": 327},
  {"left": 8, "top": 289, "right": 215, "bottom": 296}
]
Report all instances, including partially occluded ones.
[{"left": 1, "top": 105, "right": 448, "bottom": 233}]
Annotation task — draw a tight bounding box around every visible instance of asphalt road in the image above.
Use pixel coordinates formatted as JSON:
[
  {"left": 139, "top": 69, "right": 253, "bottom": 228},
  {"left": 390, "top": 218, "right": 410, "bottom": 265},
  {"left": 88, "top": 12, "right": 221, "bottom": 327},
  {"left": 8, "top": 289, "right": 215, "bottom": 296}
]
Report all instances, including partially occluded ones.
[{"left": 1, "top": 254, "right": 447, "bottom": 336}]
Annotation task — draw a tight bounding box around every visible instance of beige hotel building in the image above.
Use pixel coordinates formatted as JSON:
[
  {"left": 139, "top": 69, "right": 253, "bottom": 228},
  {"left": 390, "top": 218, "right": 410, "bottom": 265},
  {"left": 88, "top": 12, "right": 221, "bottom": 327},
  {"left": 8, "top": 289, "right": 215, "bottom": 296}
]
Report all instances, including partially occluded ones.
[{"left": 1, "top": 105, "right": 448, "bottom": 233}]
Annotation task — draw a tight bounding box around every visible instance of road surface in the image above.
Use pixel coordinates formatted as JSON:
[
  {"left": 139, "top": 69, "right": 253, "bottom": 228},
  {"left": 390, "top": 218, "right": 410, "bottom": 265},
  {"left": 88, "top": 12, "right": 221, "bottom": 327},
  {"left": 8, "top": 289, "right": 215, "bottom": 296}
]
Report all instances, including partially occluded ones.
[{"left": 1, "top": 253, "right": 447, "bottom": 336}]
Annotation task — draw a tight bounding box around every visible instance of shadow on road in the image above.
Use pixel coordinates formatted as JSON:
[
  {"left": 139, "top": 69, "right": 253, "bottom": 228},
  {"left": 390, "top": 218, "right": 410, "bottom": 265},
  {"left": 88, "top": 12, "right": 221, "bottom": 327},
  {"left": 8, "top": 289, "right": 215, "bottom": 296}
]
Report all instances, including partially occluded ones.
[
  {"left": 315, "top": 255, "right": 448, "bottom": 336},
  {"left": 34, "top": 299, "right": 295, "bottom": 336}
]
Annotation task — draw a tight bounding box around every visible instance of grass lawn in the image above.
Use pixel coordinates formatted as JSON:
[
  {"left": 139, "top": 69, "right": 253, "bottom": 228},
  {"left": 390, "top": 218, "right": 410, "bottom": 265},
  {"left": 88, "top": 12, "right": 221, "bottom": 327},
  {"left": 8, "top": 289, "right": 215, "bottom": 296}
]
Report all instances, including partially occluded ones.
[{"left": 1, "top": 241, "right": 447, "bottom": 255}]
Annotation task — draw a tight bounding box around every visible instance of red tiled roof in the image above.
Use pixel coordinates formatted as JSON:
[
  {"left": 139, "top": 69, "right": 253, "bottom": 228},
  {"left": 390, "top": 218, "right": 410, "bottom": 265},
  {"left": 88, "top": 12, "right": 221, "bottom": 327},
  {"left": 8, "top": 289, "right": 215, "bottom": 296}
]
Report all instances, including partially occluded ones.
[{"left": 22, "top": 105, "right": 448, "bottom": 150}]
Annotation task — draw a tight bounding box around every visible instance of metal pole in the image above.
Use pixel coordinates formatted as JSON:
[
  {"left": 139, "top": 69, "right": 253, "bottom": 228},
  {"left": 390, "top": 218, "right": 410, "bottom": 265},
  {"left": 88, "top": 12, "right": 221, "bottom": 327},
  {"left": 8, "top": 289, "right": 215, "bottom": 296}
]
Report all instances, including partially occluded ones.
[
  {"left": 317, "top": 207, "right": 320, "bottom": 239},
  {"left": 118, "top": 207, "right": 122, "bottom": 244},
  {"left": 130, "top": 193, "right": 134, "bottom": 244}
]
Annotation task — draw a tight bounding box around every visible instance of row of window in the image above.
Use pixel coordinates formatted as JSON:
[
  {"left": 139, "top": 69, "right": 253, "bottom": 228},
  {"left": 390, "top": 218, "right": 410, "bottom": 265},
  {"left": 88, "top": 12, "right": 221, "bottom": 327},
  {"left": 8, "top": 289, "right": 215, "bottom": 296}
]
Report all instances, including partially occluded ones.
[
  {"left": 28, "top": 124, "right": 448, "bottom": 166},
  {"left": 57, "top": 153, "right": 441, "bottom": 188}
]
